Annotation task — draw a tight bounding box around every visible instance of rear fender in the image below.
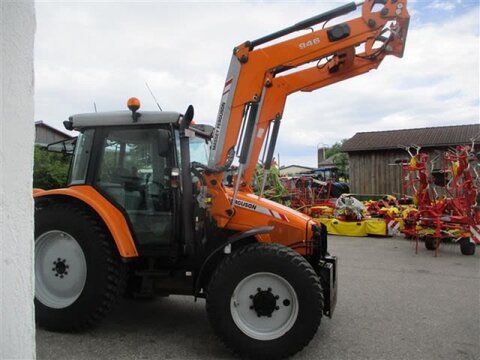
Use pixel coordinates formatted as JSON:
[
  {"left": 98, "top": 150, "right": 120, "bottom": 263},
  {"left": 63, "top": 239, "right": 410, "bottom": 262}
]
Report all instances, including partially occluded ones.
[{"left": 34, "top": 185, "right": 138, "bottom": 258}]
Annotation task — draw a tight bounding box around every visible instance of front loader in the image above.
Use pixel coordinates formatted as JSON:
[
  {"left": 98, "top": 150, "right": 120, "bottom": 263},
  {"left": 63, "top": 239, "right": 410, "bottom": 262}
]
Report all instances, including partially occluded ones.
[{"left": 34, "top": 1, "right": 409, "bottom": 358}]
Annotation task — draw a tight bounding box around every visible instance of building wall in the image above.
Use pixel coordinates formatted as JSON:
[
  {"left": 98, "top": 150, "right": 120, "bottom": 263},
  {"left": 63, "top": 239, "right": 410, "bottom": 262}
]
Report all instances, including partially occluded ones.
[
  {"left": 347, "top": 146, "right": 477, "bottom": 196},
  {"left": 348, "top": 150, "right": 403, "bottom": 195},
  {"left": 35, "top": 124, "right": 70, "bottom": 146},
  {"left": 0, "top": 1, "right": 36, "bottom": 359}
]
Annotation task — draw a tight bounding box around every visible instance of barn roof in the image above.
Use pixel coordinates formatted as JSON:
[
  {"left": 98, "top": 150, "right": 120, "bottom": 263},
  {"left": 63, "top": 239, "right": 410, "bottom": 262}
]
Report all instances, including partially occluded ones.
[
  {"left": 340, "top": 124, "right": 480, "bottom": 152},
  {"left": 35, "top": 120, "right": 74, "bottom": 139},
  {"left": 279, "top": 165, "right": 315, "bottom": 170}
]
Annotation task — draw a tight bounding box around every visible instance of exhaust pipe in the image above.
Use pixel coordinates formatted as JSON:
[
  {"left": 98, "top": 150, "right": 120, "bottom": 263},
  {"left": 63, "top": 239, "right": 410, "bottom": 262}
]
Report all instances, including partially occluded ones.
[{"left": 179, "top": 105, "right": 195, "bottom": 258}]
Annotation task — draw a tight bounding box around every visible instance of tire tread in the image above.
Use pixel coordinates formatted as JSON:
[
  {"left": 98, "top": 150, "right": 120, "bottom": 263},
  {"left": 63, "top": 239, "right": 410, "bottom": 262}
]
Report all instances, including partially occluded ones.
[
  {"left": 206, "top": 242, "right": 323, "bottom": 359},
  {"left": 35, "top": 202, "right": 126, "bottom": 332}
]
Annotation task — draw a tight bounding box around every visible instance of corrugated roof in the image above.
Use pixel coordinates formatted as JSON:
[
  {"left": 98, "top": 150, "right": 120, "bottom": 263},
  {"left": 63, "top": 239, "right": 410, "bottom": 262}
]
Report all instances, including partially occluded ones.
[
  {"left": 318, "top": 155, "right": 337, "bottom": 166},
  {"left": 279, "top": 165, "right": 315, "bottom": 170},
  {"left": 340, "top": 124, "right": 480, "bottom": 152},
  {"left": 35, "top": 120, "right": 74, "bottom": 138}
]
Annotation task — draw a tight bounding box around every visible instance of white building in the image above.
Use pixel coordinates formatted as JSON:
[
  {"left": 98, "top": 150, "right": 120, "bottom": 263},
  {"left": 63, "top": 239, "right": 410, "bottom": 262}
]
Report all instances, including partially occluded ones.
[{"left": 0, "top": 1, "right": 36, "bottom": 358}]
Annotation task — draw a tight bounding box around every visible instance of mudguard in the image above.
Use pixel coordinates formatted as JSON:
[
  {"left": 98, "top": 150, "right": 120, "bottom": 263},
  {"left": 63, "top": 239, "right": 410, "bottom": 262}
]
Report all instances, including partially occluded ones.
[
  {"left": 194, "top": 226, "right": 274, "bottom": 297},
  {"left": 34, "top": 185, "right": 138, "bottom": 258}
]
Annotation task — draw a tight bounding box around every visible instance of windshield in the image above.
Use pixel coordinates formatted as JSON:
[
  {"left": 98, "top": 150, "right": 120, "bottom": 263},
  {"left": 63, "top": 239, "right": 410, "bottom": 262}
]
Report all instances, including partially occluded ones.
[
  {"left": 175, "top": 130, "right": 210, "bottom": 167},
  {"left": 189, "top": 136, "right": 210, "bottom": 165}
]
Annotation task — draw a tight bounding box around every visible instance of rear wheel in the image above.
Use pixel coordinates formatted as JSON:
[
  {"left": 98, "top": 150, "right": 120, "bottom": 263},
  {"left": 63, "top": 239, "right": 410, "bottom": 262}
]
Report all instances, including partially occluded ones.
[
  {"left": 206, "top": 243, "right": 323, "bottom": 360},
  {"left": 35, "top": 202, "right": 125, "bottom": 331},
  {"left": 459, "top": 238, "right": 476, "bottom": 256}
]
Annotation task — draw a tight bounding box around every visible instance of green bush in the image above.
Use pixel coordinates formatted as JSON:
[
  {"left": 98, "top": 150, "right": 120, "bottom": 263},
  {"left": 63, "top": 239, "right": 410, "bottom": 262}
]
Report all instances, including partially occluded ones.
[{"left": 33, "top": 146, "right": 71, "bottom": 189}]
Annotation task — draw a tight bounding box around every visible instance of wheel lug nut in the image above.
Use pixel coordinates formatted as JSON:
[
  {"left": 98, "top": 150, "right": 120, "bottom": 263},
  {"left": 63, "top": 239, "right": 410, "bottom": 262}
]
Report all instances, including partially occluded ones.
[
  {"left": 275, "top": 295, "right": 279, "bottom": 299},
  {"left": 257, "top": 287, "right": 261, "bottom": 292},
  {"left": 52, "top": 268, "right": 55, "bottom": 271},
  {"left": 267, "top": 314, "right": 272, "bottom": 318},
  {"left": 275, "top": 306, "right": 279, "bottom": 310},
  {"left": 268, "top": 287, "right": 272, "bottom": 292},
  {"left": 60, "top": 275, "right": 64, "bottom": 279},
  {"left": 249, "top": 295, "right": 254, "bottom": 299},
  {"left": 55, "top": 274, "right": 58, "bottom": 277},
  {"left": 57, "top": 258, "right": 61, "bottom": 261},
  {"left": 249, "top": 306, "right": 254, "bottom": 309},
  {"left": 66, "top": 265, "right": 69, "bottom": 269},
  {"left": 53, "top": 261, "right": 57, "bottom": 265},
  {"left": 64, "top": 272, "right": 68, "bottom": 275}
]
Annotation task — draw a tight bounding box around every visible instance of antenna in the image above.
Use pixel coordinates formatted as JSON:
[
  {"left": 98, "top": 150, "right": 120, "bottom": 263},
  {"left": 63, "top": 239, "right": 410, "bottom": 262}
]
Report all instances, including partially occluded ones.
[
  {"left": 145, "top": 82, "right": 163, "bottom": 111},
  {"left": 93, "top": 102, "right": 98, "bottom": 113}
]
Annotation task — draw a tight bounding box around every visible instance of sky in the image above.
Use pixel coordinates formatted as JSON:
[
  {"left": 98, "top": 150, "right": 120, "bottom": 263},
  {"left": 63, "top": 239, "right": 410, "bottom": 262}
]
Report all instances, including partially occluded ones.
[{"left": 35, "top": 0, "right": 479, "bottom": 167}]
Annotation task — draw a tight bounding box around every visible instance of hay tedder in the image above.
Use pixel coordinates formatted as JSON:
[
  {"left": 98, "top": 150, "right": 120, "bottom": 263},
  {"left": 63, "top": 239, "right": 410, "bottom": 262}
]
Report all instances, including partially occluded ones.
[
  {"left": 400, "top": 142, "right": 480, "bottom": 255},
  {"left": 280, "top": 175, "right": 349, "bottom": 214}
]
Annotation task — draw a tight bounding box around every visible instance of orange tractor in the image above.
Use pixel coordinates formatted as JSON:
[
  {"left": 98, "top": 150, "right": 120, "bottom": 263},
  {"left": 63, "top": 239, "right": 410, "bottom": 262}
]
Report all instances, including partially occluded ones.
[{"left": 34, "top": 1, "right": 409, "bottom": 358}]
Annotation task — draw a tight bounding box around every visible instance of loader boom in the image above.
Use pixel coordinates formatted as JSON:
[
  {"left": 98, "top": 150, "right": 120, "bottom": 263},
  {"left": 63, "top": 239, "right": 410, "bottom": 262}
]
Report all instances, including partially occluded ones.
[{"left": 205, "top": 0, "right": 410, "bottom": 227}]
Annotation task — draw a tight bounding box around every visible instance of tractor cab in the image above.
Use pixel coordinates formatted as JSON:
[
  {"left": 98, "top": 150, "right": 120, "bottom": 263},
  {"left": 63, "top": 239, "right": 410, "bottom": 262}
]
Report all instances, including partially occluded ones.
[{"left": 63, "top": 102, "right": 212, "bottom": 256}]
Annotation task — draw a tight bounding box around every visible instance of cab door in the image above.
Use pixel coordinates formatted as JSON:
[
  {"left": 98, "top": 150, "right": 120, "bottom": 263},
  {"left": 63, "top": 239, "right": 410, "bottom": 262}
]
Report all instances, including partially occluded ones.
[{"left": 94, "top": 127, "right": 177, "bottom": 250}]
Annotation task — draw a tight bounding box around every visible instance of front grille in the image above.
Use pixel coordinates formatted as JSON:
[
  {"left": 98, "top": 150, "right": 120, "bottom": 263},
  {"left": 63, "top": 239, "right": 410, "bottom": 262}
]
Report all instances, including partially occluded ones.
[{"left": 312, "top": 223, "right": 328, "bottom": 257}]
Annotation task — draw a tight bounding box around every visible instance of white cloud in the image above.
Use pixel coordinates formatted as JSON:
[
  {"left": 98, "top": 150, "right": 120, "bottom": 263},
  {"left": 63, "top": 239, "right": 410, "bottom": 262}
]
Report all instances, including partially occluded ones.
[
  {"left": 427, "top": 0, "right": 458, "bottom": 11},
  {"left": 276, "top": 8, "right": 479, "bottom": 163},
  {"left": 35, "top": 2, "right": 479, "bottom": 168},
  {"left": 35, "top": 1, "right": 339, "bottom": 124}
]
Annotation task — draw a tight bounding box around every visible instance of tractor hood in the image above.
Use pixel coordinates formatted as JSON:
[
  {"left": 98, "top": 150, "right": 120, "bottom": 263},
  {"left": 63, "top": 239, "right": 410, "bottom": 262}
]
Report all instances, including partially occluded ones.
[{"left": 225, "top": 189, "right": 315, "bottom": 247}]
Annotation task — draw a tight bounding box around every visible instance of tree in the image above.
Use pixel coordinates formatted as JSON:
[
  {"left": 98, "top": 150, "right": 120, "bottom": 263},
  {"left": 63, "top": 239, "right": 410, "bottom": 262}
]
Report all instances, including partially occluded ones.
[
  {"left": 33, "top": 146, "right": 71, "bottom": 189},
  {"left": 325, "top": 139, "right": 349, "bottom": 181},
  {"left": 332, "top": 152, "right": 349, "bottom": 181},
  {"left": 325, "top": 141, "right": 343, "bottom": 159}
]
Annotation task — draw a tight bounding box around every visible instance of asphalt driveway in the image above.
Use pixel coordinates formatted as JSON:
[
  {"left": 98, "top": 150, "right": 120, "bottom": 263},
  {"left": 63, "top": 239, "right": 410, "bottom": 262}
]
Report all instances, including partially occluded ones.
[{"left": 36, "top": 236, "right": 480, "bottom": 360}]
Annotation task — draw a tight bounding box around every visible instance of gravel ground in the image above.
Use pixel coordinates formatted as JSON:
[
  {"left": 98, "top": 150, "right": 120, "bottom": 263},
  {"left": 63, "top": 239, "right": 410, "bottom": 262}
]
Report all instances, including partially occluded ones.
[{"left": 36, "top": 236, "right": 480, "bottom": 360}]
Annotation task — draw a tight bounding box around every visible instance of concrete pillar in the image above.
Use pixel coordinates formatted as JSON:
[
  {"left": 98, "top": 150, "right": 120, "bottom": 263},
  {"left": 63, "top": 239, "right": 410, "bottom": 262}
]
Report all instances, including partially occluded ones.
[{"left": 0, "top": 1, "right": 36, "bottom": 358}]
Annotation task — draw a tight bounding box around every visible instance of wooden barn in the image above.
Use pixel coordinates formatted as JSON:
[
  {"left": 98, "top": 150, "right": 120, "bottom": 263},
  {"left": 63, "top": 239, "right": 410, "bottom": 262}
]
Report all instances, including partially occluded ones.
[{"left": 340, "top": 124, "right": 480, "bottom": 195}]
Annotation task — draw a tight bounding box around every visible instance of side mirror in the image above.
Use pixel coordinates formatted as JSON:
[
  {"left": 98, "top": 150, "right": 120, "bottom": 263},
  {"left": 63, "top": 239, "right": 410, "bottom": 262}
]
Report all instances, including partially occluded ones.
[
  {"left": 46, "top": 137, "right": 77, "bottom": 155},
  {"left": 157, "top": 129, "right": 170, "bottom": 157}
]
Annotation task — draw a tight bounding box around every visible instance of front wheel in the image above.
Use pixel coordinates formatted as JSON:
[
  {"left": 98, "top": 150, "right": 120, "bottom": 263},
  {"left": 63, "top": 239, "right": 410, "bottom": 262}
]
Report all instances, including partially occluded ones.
[{"left": 206, "top": 243, "right": 323, "bottom": 360}]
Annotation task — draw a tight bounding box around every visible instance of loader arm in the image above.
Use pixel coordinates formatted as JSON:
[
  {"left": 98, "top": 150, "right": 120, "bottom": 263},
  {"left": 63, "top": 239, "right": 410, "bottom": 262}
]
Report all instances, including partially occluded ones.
[
  {"left": 205, "top": 0, "right": 409, "bottom": 226},
  {"left": 242, "top": 49, "right": 386, "bottom": 184}
]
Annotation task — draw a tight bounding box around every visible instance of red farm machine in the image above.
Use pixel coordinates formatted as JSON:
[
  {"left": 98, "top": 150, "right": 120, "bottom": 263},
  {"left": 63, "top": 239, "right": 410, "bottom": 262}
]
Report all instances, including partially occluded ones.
[{"left": 400, "top": 142, "right": 480, "bottom": 255}]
